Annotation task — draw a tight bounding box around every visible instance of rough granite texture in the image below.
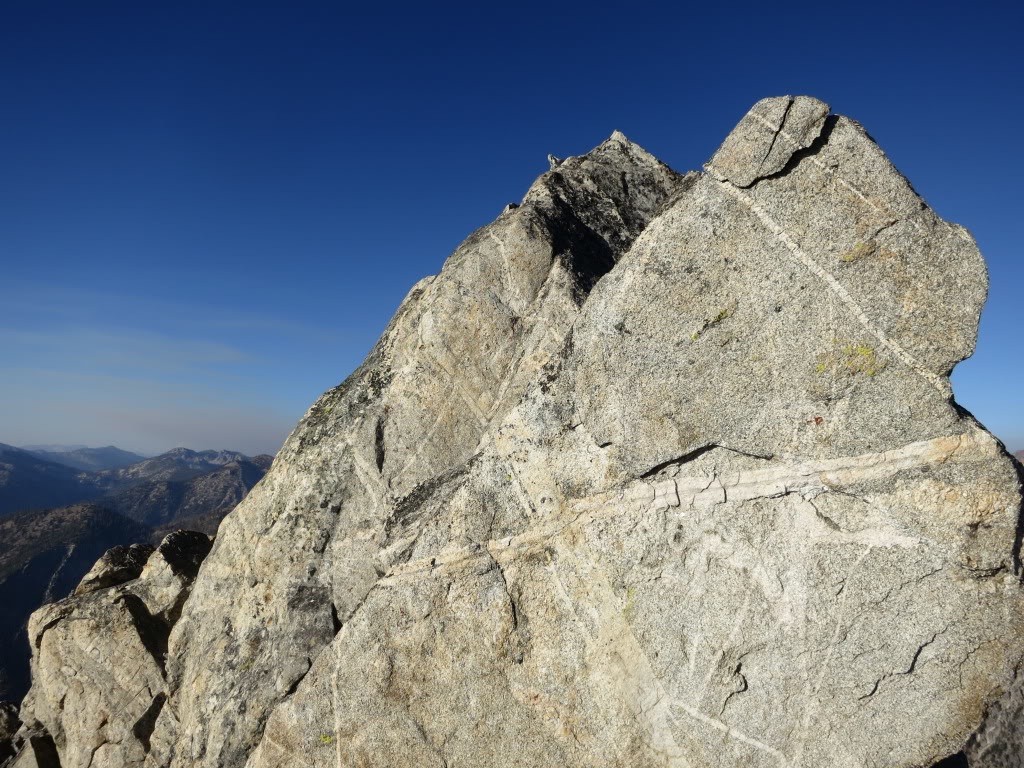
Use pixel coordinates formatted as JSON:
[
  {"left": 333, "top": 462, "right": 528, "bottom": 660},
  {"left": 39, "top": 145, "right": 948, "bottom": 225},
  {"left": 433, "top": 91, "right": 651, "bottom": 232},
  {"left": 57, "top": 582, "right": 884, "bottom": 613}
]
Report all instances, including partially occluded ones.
[
  {"left": 12, "top": 97, "right": 1024, "bottom": 768},
  {"left": 146, "top": 129, "right": 687, "bottom": 768},
  {"left": 16, "top": 532, "right": 211, "bottom": 768},
  {"left": 74, "top": 544, "right": 155, "bottom": 596}
]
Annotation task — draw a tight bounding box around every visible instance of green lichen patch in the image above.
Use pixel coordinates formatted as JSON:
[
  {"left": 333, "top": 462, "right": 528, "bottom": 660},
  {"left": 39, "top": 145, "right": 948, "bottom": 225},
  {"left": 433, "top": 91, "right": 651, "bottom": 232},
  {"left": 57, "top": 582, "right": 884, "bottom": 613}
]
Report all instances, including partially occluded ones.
[
  {"left": 839, "top": 241, "right": 877, "bottom": 262},
  {"left": 814, "top": 341, "right": 886, "bottom": 377},
  {"left": 691, "top": 301, "right": 737, "bottom": 341},
  {"left": 838, "top": 240, "right": 899, "bottom": 264}
]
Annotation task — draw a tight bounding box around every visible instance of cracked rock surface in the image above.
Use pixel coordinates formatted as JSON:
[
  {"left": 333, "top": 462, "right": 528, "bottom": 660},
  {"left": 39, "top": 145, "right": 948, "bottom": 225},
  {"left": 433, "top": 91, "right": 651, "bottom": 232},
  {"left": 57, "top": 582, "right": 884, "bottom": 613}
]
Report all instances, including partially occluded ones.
[
  {"left": 148, "top": 129, "right": 687, "bottom": 768},
  {"left": 15, "top": 531, "right": 211, "bottom": 768},
  {"left": 14, "top": 97, "right": 1024, "bottom": 768}
]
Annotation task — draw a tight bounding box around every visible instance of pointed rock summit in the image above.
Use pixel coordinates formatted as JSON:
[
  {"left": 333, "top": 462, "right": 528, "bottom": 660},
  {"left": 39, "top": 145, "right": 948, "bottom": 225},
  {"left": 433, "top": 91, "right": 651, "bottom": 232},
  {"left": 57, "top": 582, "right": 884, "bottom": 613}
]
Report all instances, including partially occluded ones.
[{"left": 9, "top": 98, "right": 1023, "bottom": 768}]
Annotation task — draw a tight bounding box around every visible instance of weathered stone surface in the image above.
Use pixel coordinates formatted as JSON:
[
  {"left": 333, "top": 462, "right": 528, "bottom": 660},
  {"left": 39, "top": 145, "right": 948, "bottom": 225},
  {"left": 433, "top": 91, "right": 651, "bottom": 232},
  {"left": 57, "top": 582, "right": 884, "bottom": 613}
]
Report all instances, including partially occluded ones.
[
  {"left": 75, "top": 543, "right": 155, "bottom": 595},
  {"left": 14, "top": 98, "right": 1024, "bottom": 768},
  {"left": 241, "top": 98, "right": 1022, "bottom": 768},
  {"left": 709, "top": 95, "right": 830, "bottom": 188},
  {"left": 967, "top": 672, "right": 1024, "bottom": 767},
  {"left": 135, "top": 531, "right": 212, "bottom": 623},
  {"left": 964, "top": 460, "right": 1024, "bottom": 768},
  {"left": 20, "top": 588, "right": 166, "bottom": 768},
  {"left": 149, "top": 130, "right": 687, "bottom": 768},
  {"left": 17, "top": 532, "right": 212, "bottom": 768}
]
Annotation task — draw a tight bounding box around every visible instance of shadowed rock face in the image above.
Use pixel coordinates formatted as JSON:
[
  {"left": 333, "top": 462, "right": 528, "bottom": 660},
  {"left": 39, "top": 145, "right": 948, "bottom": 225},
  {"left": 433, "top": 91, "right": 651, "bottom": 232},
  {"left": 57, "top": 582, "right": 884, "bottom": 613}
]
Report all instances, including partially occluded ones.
[
  {"left": 75, "top": 543, "right": 155, "bottom": 596},
  {"left": 14, "top": 98, "right": 1024, "bottom": 768}
]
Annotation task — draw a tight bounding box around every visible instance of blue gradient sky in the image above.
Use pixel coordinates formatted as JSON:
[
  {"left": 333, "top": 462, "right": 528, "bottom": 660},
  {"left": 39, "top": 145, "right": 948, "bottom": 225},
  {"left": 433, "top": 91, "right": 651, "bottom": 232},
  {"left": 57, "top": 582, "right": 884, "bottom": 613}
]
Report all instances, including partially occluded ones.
[{"left": 1, "top": 1, "right": 1021, "bottom": 455}]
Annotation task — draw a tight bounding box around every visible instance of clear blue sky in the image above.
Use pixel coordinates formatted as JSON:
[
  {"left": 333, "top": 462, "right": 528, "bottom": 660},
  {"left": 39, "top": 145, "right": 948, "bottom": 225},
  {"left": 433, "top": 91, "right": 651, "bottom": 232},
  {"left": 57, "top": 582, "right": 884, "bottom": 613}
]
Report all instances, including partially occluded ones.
[{"left": 1, "top": 1, "right": 1020, "bottom": 456}]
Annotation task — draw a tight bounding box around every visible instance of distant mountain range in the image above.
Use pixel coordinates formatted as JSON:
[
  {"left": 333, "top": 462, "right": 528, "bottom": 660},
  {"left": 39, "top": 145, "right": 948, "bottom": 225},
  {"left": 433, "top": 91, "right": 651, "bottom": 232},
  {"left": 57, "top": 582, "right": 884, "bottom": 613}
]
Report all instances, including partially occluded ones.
[
  {"left": 0, "top": 444, "right": 104, "bottom": 516},
  {"left": 0, "top": 445, "right": 273, "bottom": 701},
  {"left": 103, "top": 453, "right": 272, "bottom": 530},
  {"left": 23, "top": 445, "right": 146, "bottom": 472},
  {"left": 0, "top": 444, "right": 272, "bottom": 517}
]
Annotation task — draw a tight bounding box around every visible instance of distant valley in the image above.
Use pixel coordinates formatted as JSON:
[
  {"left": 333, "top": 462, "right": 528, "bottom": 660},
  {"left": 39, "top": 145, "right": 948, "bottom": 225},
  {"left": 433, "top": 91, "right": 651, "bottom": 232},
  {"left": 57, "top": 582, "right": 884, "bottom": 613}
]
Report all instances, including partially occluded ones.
[
  {"left": 0, "top": 443, "right": 271, "bottom": 519},
  {"left": 0, "top": 444, "right": 272, "bottom": 701}
]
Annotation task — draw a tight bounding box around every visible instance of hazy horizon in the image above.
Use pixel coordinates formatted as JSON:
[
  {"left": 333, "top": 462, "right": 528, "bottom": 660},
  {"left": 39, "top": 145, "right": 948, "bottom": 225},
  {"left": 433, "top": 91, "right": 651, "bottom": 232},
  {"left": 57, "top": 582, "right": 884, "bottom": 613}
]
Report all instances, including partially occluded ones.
[
  {"left": 2, "top": 3, "right": 1020, "bottom": 457},
  {"left": 6, "top": 442, "right": 278, "bottom": 460}
]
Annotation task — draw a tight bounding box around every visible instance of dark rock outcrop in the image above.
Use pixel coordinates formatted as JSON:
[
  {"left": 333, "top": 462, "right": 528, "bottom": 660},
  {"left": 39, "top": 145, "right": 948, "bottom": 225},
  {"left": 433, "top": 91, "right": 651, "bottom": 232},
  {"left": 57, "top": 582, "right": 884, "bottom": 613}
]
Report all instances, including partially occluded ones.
[{"left": 74, "top": 543, "right": 155, "bottom": 596}]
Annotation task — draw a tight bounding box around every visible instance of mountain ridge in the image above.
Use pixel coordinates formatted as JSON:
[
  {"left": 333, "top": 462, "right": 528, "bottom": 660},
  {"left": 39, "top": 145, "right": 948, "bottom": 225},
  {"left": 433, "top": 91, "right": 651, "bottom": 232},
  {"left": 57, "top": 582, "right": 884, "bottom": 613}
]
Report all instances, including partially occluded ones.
[
  {"left": 23, "top": 446, "right": 146, "bottom": 472},
  {"left": 5, "top": 97, "right": 1024, "bottom": 768}
]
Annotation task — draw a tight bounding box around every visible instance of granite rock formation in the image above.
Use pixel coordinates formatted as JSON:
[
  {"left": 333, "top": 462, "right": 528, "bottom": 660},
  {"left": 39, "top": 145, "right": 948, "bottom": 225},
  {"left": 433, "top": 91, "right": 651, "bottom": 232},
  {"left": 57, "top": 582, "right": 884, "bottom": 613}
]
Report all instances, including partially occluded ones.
[
  {"left": 14, "top": 531, "right": 211, "bottom": 768},
  {"left": 10, "top": 97, "right": 1024, "bottom": 768},
  {"left": 0, "top": 506, "right": 152, "bottom": 702},
  {"left": 0, "top": 450, "right": 268, "bottom": 705}
]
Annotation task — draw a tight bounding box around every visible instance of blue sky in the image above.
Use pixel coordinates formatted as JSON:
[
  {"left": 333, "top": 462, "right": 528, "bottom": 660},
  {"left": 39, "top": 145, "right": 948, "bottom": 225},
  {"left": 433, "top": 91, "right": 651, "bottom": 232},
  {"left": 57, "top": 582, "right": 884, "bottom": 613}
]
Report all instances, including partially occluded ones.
[{"left": 1, "top": 1, "right": 1021, "bottom": 455}]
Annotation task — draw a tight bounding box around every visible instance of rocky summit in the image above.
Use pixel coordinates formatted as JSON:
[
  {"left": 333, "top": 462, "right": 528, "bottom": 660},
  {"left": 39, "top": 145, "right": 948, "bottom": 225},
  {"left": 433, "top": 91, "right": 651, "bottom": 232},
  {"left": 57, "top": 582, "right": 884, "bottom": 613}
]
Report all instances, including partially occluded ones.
[{"left": 6, "top": 97, "right": 1023, "bottom": 768}]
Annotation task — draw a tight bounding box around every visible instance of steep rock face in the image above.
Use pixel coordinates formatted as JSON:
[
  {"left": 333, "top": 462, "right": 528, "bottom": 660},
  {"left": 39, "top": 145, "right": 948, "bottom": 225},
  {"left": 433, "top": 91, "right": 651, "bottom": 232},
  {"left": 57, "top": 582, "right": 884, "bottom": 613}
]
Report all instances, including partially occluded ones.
[
  {"left": 237, "top": 98, "right": 1022, "bottom": 768},
  {"left": 17, "top": 532, "right": 212, "bottom": 768},
  {"left": 148, "top": 134, "right": 686, "bottom": 767},
  {"left": 17, "top": 98, "right": 1024, "bottom": 768}
]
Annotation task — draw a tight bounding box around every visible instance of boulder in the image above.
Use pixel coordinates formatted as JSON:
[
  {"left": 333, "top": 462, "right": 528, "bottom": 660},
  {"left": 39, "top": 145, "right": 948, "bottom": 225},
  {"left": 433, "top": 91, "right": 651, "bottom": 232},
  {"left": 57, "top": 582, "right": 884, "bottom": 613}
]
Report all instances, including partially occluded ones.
[
  {"left": 17, "top": 532, "right": 212, "bottom": 768},
  {"left": 74, "top": 543, "right": 155, "bottom": 595}
]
